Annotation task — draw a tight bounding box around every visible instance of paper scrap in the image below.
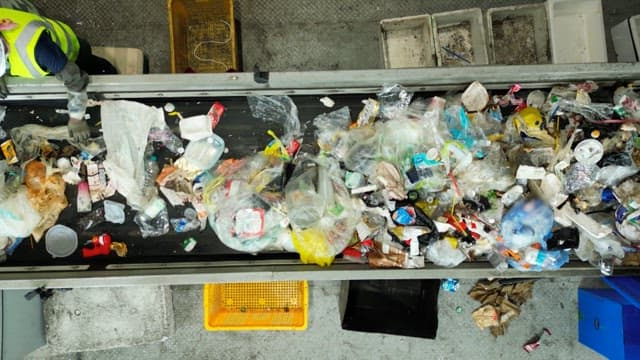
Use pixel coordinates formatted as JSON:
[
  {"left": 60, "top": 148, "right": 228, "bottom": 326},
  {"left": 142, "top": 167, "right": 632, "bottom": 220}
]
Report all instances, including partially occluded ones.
[
  {"left": 516, "top": 165, "right": 546, "bottom": 180},
  {"left": 179, "top": 115, "right": 213, "bottom": 141},
  {"left": 319, "top": 96, "right": 335, "bottom": 108}
]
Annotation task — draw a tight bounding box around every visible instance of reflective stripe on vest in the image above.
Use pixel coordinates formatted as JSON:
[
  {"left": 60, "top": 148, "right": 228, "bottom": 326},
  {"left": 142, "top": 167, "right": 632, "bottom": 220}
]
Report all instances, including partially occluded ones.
[{"left": 14, "top": 20, "right": 43, "bottom": 78}]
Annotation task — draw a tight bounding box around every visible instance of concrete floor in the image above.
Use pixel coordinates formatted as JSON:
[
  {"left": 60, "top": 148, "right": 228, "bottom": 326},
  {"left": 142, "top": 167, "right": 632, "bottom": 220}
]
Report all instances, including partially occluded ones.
[
  {"left": 29, "top": 280, "right": 604, "bottom": 360},
  {"left": 15, "top": 0, "right": 640, "bottom": 358}
]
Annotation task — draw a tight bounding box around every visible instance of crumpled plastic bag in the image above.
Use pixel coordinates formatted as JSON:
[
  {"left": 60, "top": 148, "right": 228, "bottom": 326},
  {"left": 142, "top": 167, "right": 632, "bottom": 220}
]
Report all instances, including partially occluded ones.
[
  {"left": 206, "top": 153, "right": 289, "bottom": 253},
  {"left": 500, "top": 199, "right": 554, "bottom": 250},
  {"left": 314, "top": 106, "right": 352, "bottom": 159},
  {"left": 377, "top": 84, "right": 413, "bottom": 120},
  {"left": 564, "top": 162, "right": 598, "bottom": 194},
  {"left": 377, "top": 117, "right": 428, "bottom": 169},
  {"left": 343, "top": 129, "right": 379, "bottom": 175},
  {"left": 286, "top": 155, "right": 360, "bottom": 266},
  {"left": 551, "top": 98, "right": 615, "bottom": 123},
  {"left": 209, "top": 182, "right": 287, "bottom": 253},
  {"left": 0, "top": 187, "right": 41, "bottom": 238},
  {"left": 426, "top": 239, "right": 467, "bottom": 268},
  {"left": 101, "top": 100, "right": 167, "bottom": 210},
  {"left": 248, "top": 95, "right": 302, "bottom": 145},
  {"left": 457, "top": 143, "right": 515, "bottom": 197},
  {"left": 411, "top": 97, "right": 449, "bottom": 148}
]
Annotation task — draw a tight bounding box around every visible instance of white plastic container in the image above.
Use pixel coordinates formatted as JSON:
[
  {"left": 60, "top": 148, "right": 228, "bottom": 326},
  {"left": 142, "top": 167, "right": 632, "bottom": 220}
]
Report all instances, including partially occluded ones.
[
  {"left": 547, "top": 0, "right": 607, "bottom": 63},
  {"left": 486, "top": 4, "right": 550, "bottom": 65},
  {"left": 380, "top": 14, "right": 436, "bottom": 68},
  {"left": 611, "top": 15, "right": 640, "bottom": 62},
  {"left": 432, "top": 8, "right": 488, "bottom": 66},
  {"left": 182, "top": 133, "right": 225, "bottom": 171}
]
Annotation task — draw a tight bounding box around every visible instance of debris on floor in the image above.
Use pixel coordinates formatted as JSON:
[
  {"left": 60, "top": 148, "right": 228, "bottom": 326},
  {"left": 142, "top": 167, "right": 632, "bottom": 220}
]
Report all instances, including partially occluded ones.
[
  {"left": 523, "top": 327, "right": 552, "bottom": 353},
  {"left": 469, "top": 279, "right": 535, "bottom": 336}
]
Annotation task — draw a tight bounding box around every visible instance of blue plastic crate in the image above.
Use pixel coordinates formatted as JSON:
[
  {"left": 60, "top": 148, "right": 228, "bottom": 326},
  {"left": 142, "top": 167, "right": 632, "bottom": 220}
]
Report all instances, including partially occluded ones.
[{"left": 578, "top": 287, "right": 640, "bottom": 360}]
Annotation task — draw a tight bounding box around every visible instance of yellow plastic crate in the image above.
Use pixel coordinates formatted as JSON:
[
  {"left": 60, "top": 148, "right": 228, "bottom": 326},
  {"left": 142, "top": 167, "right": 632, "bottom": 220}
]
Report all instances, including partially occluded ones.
[
  {"left": 203, "top": 281, "right": 308, "bottom": 331},
  {"left": 168, "top": 0, "right": 238, "bottom": 73}
]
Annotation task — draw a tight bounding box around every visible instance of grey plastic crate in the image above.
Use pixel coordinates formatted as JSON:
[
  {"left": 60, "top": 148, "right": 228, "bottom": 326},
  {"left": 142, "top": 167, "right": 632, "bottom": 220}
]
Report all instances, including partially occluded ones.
[
  {"left": 487, "top": 4, "right": 550, "bottom": 65},
  {"left": 380, "top": 14, "right": 436, "bottom": 69},
  {"left": 433, "top": 8, "right": 488, "bottom": 66}
]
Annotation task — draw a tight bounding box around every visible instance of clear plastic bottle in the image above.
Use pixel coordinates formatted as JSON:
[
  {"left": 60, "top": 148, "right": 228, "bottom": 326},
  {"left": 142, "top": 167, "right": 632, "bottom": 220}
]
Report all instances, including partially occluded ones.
[
  {"left": 68, "top": 91, "right": 88, "bottom": 119},
  {"left": 143, "top": 154, "right": 160, "bottom": 189},
  {"left": 182, "top": 133, "right": 225, "bottom": 171},
  {"left": 0, "top": 168, "right": 20, "bottom": 203},
  {"left": 487, "top": 250, "right": 509, "bottom": 272},
  {"left": 148, "top": 127, "right": 185, "bottom": 155}
]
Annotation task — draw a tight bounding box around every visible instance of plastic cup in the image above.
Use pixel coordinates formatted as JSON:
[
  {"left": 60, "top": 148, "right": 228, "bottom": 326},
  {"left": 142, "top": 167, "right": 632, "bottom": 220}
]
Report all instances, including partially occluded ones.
[{"left": 45, "top": 225, "right": 78, "bottom": 258}]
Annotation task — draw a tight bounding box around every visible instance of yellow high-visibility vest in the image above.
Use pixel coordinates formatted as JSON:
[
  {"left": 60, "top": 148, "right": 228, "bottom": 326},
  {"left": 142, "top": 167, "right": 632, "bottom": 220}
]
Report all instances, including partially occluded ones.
[{"left": 0, "top": 8, "right": 79, "bottom": 78}]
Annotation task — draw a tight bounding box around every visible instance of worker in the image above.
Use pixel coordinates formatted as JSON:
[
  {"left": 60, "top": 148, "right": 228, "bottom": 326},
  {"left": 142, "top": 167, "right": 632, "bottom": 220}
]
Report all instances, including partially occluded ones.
[{"left": 0, "top": 5, "right": 116, "bottom": 142}]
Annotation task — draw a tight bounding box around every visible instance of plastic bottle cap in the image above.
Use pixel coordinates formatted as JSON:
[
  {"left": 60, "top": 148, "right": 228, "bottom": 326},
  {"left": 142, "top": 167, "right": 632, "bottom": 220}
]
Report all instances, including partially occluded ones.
[{"left": 574, "top": 139, "right": 603, "bottom": 165}]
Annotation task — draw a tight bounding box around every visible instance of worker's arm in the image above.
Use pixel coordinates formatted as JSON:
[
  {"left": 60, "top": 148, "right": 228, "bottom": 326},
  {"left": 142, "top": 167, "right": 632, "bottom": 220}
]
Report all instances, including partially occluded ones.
[{"left": 35, "top": 33, "right": 90, "bottom": 142}]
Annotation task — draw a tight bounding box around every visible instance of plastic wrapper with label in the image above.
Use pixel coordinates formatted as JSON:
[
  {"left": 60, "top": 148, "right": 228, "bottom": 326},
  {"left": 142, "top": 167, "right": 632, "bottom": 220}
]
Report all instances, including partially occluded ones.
[{"left": 206, "top": 153, "right": 289, "bottom": 253}]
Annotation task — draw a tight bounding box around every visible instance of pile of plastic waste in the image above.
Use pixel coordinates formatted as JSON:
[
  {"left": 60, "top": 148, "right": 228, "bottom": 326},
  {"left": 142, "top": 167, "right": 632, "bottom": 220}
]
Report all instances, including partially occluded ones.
[
  {"left": 205, "top": 82, "right": 640, "bottom": 274},
  {"left": 0, "top": 80, "right": 639, "bottom": 274}
]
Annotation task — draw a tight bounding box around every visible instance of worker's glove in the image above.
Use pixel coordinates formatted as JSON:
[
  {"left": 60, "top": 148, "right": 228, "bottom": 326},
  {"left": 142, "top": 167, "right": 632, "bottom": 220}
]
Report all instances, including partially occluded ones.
[{"left": 68, "top": 117, "right": 91, "bottom": 143}]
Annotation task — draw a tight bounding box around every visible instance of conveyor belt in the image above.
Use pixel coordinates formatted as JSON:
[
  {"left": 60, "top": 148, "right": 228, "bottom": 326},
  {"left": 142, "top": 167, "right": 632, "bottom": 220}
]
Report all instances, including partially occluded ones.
[
  {"left": 0, "top": 65, "right": 638, "bottom": 287},
  {"left": 2, "top": 94, "right": 374, "bottom": 268}
]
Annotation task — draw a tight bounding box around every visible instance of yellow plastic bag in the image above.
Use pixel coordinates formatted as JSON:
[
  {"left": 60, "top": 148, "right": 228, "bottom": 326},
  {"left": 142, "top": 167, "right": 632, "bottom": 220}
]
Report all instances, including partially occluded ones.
[{"left": 291, "top": 228, "right": 334, "bottom": 267}]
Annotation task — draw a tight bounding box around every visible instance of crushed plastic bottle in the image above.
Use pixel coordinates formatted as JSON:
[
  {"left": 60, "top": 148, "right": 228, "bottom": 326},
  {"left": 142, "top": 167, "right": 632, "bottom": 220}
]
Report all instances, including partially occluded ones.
[
  {"left": 0, "top": 106, "right": 6, "bottom": 139},
  {"left": 171, "top": 208, "right": 201, "bottom": 233},
  {"left": 487, "top": 250, "right": 509, "bottom": 272},
  {"left": 134, "top": 197, "right": 170, "bottom": 238},
  {"left": 170, "top": 217, "right": 200, "bottom": 233},
  {"left": 523, "top": 248, "right": 570, "bottom": 271}
]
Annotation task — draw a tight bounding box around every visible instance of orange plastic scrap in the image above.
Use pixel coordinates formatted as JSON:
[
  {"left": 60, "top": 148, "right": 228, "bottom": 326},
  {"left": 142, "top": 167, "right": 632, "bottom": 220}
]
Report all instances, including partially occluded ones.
[
  {"left": 25, "top": 161, "right": 68, "bottom": 242},
  {"left": 156, "top": 164, "right": 178, "bottom": 186},
  {"left": 110, "top": 242, "right": 128, "bottom": 257},
  {"left": 24, "top": 160, "right": 46, "bottom": 193},
  {"left": 502, "top": 248, "right": 522, "bottom": 262},
  {"left": 215, "top": 158, "right": 247, "bottom": 177}
]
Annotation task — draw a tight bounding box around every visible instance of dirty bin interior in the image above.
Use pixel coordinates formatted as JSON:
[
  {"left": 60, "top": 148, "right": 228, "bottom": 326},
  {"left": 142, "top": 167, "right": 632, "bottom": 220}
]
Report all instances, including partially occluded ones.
[{"left": 168, "top": 0, "right": 238, "bottom": 73}]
